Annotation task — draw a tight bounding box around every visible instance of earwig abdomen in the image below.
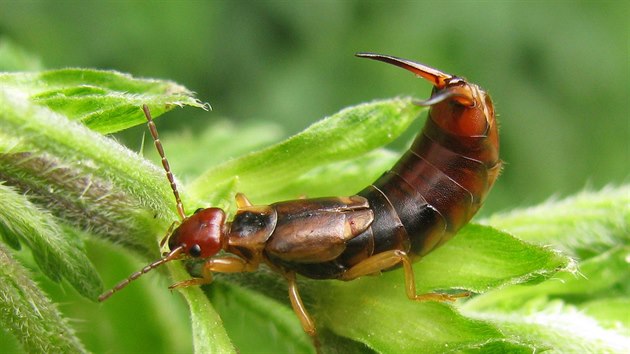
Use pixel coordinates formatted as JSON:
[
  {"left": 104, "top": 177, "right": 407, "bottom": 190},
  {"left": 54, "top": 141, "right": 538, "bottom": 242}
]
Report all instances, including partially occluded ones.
[
  {"left": 359, "top": 107, "right": 501, "bottom": 259},
  {"left": 270, "top": 55, "right": 501, "bottom": 279}
]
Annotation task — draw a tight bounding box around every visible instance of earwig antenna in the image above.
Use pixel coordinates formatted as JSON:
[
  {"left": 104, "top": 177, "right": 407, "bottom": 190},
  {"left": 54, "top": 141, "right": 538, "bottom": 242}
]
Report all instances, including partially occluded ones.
[
  {"left": 98, "top": 245, "right": 185, "bottom": 302},
  {"left": 99, "top": 107, "right": 189, "bottom": 302},
  {"left": 159, "top": 221, "right": 178, "bottom": 248},
  {"left": 142, "top": 105, "right": 187, "bottom": 221},
  {"left": 356, "top": 53, "right": 453, "bottom": 89}
]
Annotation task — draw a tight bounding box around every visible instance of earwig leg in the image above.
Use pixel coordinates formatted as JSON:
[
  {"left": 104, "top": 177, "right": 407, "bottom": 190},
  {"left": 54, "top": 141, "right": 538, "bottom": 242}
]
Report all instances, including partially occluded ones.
[
  {"left": 169, "top": 275, "right": 213, "bottom": 289},
  {"left": 203, "top": 256, "right": 259, "bottom": 273},
  {"left": 169, "top": 257, "right": 258, "bottom": 289},
  {"left": 284, "top": 271, "right": 319, "bottom": 347},
  {"left": 235, "top": 193, "right": 253, "bottom": 208},
  {"left": 339, "top": 250, "right": 403, "bottom": 280},
  {"left": 169, "top": 265, "right": 213, "bottom": 289},
  {"left": 340, "top": 250, "right": 468, "bottom": 302}
]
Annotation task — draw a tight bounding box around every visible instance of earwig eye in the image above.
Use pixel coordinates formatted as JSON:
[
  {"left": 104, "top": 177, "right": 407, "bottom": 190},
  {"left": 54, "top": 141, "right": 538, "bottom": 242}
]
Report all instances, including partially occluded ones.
[
  {"left": 189, "top": 244, "right": 202, "bottom": 257},
  {"left": 194, "top": 208, "right": 204, "bottom": 214}
]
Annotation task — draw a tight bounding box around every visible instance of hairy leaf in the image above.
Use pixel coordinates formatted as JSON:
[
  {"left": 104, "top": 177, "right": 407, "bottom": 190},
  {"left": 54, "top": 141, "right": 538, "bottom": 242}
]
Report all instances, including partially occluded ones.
[
  {"left": 0, "top": 69, "right": 228, "bottom": 353},
  {"left": 0, "top": 243, "right": 87, "bottom": 353},
  {"left": 0, "top": 183, "right": 103, "bottom": 298},
  {"left": 0, "top": 68, "right": 207, "bottom": 133}
]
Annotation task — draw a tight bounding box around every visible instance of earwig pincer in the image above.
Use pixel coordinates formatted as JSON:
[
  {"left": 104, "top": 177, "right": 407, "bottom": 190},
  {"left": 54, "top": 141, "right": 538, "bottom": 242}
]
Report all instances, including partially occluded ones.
[{"left": 99, "top": 53, "right": 501, "bottom": 346}]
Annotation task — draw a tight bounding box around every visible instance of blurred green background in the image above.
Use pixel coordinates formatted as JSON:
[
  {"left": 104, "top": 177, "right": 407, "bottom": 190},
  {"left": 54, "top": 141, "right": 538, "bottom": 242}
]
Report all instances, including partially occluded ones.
[{"left": 0, "top": 1, "right": 627, "bottom": 353}]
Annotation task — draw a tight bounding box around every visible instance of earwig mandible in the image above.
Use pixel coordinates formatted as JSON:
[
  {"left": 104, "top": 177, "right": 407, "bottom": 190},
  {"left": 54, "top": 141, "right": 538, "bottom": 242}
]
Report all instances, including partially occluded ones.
[{"left": 99, "top": 53, "right": 501, "bottom": 346}]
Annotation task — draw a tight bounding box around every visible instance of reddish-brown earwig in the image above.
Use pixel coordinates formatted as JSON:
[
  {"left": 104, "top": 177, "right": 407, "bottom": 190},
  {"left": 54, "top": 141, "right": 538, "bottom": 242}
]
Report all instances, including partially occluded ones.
[{"left": 98, "top": 53, "right": 501, "bottom": 346}]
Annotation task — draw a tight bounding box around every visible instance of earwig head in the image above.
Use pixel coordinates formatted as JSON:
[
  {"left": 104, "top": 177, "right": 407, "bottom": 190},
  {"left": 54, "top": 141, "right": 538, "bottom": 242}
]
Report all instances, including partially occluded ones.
[
  {"left": 98, "top": 208, "right": 228, "bottom": 302},
  {"left": 356, "top": 53, "right": 495, "bottom": 138},
  {"left": 168, "top": 208, "right": 227, "bottom": 258}
]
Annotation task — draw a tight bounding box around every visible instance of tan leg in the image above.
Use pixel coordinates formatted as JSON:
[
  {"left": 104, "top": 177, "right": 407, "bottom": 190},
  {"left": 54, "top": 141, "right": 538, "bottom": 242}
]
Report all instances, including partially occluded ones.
[
  {"left": 235, "top": 192, "right": 252, "bottom": 208},
  {"left": 169, "top": 257, "right": 257, "bottom": 289},
  {"left": 341, "top": 250, "right": 468, "bottom": 302},
  {"left": 285, "top": 271, "right": 320, "bottom": 349}
]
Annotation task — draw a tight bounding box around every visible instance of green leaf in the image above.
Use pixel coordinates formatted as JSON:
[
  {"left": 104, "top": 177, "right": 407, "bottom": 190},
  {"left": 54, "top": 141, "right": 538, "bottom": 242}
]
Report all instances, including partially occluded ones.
[
  {"left": 145, "top": 119, "right": 285, "bottom": 179},
  {"left": 0, "top": 242, "right": 87, "bottom": 353},
  {"left": 580, "top": 297, "right": 630, "bottom": 329},
  {"left": 188, "top": 97, "right": 424, "bottom": 203},
  {"left": 322, "top": 298, "right": 502, "bottom": 354},
  {"left": 0, "top": 86, "right": 182, "bottom": 257},
  {"left": 462, "top": 186, "right": 630, "bottom": 353},
  {"left": 464, "top": 299, "right": 630, "bottom": 353},
  {"left": 413, "top": 224, "right": 572, "bottom": 292},
  {"left": 168, "top": 263, "right": 236, "bottom": 354},
  {"left": 0, "top": 68, "right": 207, "bottom": 134},
  {"left": 208, "top": 281, "right": 314, "bottom": 354},
  {"left": 0, "top": 70, "right": 234, "bottom": 353},
  {"left": 311, "top": 224, "right": 571, "bottom": 353},
  {"left": 0, "top": 183, "right": 103, "bottom": 298},
  {"left": 462, "top": 246, "right": 628, "bottom": 312},
  {"left": 275, "top": 148, "right": 400, "bottom": 200},
  {"left": 481, "top": 185, "right": 630, "bottom": 259}
]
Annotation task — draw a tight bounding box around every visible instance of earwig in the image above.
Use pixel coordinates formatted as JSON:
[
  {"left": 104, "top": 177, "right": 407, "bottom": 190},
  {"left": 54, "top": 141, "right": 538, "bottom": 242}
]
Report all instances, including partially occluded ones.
[{"left": 99, "top": 53, "right": 501, "bottom": 347}]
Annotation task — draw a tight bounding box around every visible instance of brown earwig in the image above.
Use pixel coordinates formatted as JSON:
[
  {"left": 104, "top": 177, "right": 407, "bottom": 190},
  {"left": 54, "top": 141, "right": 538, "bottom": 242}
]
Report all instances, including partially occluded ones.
[{"left": 99, "top": 53, "right": 501, "bottom": 346}]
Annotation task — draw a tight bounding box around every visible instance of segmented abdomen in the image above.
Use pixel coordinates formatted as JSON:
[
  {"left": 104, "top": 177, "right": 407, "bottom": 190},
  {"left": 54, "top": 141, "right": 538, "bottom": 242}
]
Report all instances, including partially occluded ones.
[
  {"left": 357, "top": 115, "right": 501, "bottom": 260},
  {"left": 284, "top": 113, "right": 501, "bottom": 280}
]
